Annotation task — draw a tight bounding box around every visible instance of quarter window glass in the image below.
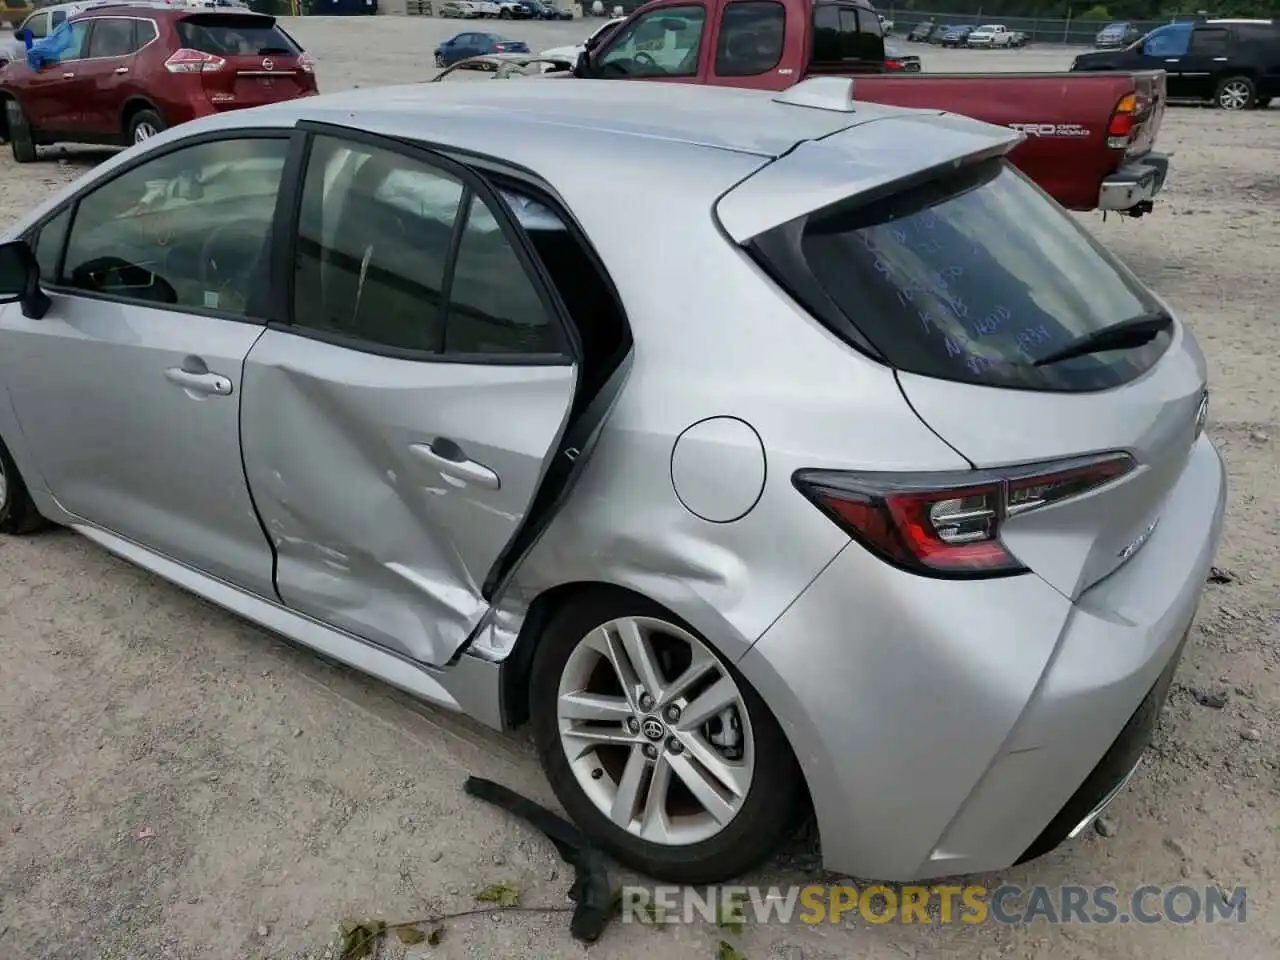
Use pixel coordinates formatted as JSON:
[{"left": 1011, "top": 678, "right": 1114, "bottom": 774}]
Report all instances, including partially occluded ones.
[
  {"left": 1142, "top": 23, "right": 1192, "bottom": 57},
  {"left": 87, "top": 18, "right": 137, "bottom": 58},
  {"left": 714, "top": 1, "right": 784, "bottom": 77},
  {"left": 59, "top": 137, "right": 288, "bottom": 314},
  {"left": 1188, "top": 27, "right": 1229, "bottom": 55},
  {"left": 444, "top": 194, "right": 556, "bottom": 355},
  {"left": 596, "top": 5, "right": 705, "bottom": 77},
  {"left": 292, "top": 136, "right": 462, "bottom": 352}
]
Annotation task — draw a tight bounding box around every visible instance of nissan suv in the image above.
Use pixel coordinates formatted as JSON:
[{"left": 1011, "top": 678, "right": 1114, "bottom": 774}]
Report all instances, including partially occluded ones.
[{"left": 1, "top": 5, "right": 318, "bottom": 161}]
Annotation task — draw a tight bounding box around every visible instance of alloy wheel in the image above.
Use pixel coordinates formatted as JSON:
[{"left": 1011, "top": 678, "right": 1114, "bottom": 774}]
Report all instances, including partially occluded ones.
[
  {"left": 0, "top": 454, "right": 8, "bottom": 513},
  {"left": 556, "top": 616, "right": 755, "bottom": 846},
  {"left": 133, "top": 122, "right": 158, "bottom": 143},
  {"left": 1219, "top": 81, "right": 1251, "bottom": 110}
]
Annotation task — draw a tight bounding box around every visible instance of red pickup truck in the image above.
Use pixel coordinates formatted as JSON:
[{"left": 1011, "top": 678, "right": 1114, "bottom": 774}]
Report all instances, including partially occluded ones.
[{"left": 570, "top": 0, "right": 1170, "bottom": 217}]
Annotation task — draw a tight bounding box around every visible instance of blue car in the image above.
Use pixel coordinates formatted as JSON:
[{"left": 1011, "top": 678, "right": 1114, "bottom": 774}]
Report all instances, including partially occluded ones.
[
  {"left": 940, "top": 24, "right": 976, "bottom": 47},
  {"left": 434, "top": 32, "right": 530, "bottom": 67}
]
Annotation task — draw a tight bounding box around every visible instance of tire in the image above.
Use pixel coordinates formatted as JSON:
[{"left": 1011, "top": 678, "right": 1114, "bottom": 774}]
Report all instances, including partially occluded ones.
[
  {"left": 434, "top": 53, "right": 445, "bottom": 67},
  {"left": 498, "top": 7, "right": 509, "bottom": 16},
  {"left": 5, "top": 98, "right": 37, "bottom": 164},
  {"left": 126, "top": 108, "right": 165, "bottom": 145},
  {"left": 530, "top": 587, "right": 803, "bottom": 883},
  {"left": 1214, "top": 75, "right": 1255, "bottom": 111},
  {"left": 0, "top": 436, "right": 46, "bottom": 536}
]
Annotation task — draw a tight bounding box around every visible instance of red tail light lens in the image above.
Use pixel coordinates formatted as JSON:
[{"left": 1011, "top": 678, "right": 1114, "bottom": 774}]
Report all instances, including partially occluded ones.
[
  {"left": 885, "top": 59, "right": 904, "bottom": 70},
  {"left": 164, "top": 48, "right": 227, "bottom": 74},
  {"left": 1106, "top": 92, "right": 1148, "bottom": 149},
  {"left": 794, "top": 453, "right": 1135, "bottom": 578}
]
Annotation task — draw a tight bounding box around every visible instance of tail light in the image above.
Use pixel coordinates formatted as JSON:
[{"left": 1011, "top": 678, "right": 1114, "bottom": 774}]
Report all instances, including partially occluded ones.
[
  {"left": 164, "top": 48, "right": 226, "bottom": 73},
  {"left": 298, "top": 52, "right": 315, "bottom": 74},
  {"left": 885, "top": 59, "right": 903, "bottom": 70},
  {"left": 1107, "top": 92, "right": 1149, "bottom": 150},
  {"left": 793, "top": 453, "right": 1135, "bottom": 578}
]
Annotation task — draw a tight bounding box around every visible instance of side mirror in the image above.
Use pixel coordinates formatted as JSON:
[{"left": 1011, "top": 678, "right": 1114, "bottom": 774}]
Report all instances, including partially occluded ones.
[
  {"left": 0, "top": 240, "right": 50, "bottom": 320},
  {"left": 573, "top": 48, "right": 592, "bottom": 77}
]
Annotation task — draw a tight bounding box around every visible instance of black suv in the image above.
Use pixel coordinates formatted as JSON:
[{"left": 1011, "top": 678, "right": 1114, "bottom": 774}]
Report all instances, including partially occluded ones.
[{"left": 1071, "top": 17, "right": 1279, "bottom": 110}]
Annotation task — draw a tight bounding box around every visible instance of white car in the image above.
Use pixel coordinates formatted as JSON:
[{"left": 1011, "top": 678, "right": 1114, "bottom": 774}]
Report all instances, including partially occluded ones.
[
  {"left": 540, "top": 16, "right": 625, "bottom": 66},
  {"left": 966, "top": 24, "right": 1014, "bottom": 47},
  {"left": 878, "top": 13, "right": 894, "bottom": 34},
  {"left": 473, "top": 0, "right": 501, "bottom": 14}
]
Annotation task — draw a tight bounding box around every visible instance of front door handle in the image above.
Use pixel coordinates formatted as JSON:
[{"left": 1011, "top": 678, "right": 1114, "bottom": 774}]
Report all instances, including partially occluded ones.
[
  {"left": 62, "top": 71, "right": 75, "bottom": 79},
  {"left": 164, "top": 367, "right": 233, "bottom": 396},
  {"left": 410, "top": 439, "right": 500, "bottom": 490},
  {"left": 114, "top": 66, "right": 129, "bottom": 74}
]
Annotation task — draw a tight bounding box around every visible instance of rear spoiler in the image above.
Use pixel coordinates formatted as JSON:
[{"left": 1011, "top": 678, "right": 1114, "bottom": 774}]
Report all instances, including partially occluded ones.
[{"left": 715, "top": 92, "right": 1021, "bottom": 242}]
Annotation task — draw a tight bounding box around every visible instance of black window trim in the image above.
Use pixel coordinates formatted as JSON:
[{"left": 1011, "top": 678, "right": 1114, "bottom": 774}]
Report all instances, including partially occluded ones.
[
  {"left": 713, "top": 0, "right": 785, "bottom": 78},
  {"left": 269, "top": 120, "right": 579, "bottom": 368},
  {"left": 25, "top": 127, "right": 295, "bottom": 327}
]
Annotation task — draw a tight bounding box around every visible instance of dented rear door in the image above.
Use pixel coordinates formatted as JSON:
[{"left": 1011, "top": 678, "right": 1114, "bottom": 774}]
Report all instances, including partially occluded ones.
[{"left": 240, "top": 129, "right": 580, "bottom": 667}]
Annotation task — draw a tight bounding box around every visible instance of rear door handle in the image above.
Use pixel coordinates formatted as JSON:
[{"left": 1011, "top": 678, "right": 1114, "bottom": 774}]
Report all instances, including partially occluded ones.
[
  {"left": 410, "top": 439, "right": 500, "bottom": 490},
  {"left": 164, "top": 367, "right": 233, "bottom": 396},
  {"left": 114, "top": 66, "right": 129, "bottom": 74},
  {"left": 62, "top": 71, "right": 75, "bottom": 79}
]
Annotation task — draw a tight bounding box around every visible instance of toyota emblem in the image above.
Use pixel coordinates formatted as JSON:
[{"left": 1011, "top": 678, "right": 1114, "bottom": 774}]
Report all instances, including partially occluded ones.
[
  {"left": 262, "top": 58, "right": 274, "bottom": 71},
  {"left": 640, "top": 717, "right": 666, "bottom": 741}
]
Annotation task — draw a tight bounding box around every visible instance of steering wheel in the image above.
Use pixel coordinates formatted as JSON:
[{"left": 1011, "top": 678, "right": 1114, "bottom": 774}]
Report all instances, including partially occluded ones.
[
  {"left": 633, "top": 50, "right": 658, "bottom": 67},
  {"left": 199, "top": 222, "right": 267, "bottom": 307}
]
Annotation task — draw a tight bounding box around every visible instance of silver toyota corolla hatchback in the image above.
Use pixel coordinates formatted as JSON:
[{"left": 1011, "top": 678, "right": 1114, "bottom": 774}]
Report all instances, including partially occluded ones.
[{"left": 0, "top": 77, "right": 1225, "bottom": 884}]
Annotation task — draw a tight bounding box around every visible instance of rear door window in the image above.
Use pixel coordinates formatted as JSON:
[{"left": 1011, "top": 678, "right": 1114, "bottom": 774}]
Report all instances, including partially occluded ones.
[
  {"left": 811, "top": 2, "right": 881, "bottom": 65},
  {"left": 1188, "top": 26, "right": 1230, "bottom": 55},
  {"left": 748, "top": 160, "right": 1168, "bottom": 392},
  {"left": 176, "top": 14, "right": 300, "bottom": 56},
  {"left": 86, "top": 18, "right": 137, "bottom": 58},
  {"left": 714, "top": 1, "right": 785, "bottom": 77}
]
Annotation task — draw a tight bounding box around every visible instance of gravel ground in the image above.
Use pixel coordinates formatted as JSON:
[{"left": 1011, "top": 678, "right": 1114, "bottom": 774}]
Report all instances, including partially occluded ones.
[{"left": 1, "top": 19, "right": 1277, "bottom": 960}]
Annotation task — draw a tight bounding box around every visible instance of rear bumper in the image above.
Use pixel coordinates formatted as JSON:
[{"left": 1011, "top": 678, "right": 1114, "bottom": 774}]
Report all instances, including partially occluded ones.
[
  {"left": 1099, "top": 151, "right": 1170, "bottom": 212},
  {"left": 740, "top": 434, "right": 1226, "bottom": 880}
]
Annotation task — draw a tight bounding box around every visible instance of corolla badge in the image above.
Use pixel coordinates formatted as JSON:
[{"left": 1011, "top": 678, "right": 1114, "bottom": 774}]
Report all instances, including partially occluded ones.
[{"left": 262, "top": 57, "right": 274, "bottom": 71}]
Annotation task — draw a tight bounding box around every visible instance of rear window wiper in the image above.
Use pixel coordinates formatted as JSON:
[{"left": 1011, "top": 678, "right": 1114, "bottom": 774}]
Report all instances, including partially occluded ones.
[{"left": 1033, "top": 311, "right": 1172, "bottom": 367}]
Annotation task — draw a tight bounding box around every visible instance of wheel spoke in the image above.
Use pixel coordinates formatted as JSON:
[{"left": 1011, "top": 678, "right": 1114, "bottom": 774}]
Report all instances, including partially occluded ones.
[
  {"left": 610, "top": 745, "right": 649, "bottom": 827},
  {"left": 585, "top": 625, "right": 641, "bottom": 710},
  {"left": 559, "top": 690, "right": 632, "bottom": 722},
  {"left": 677, "top": 731, "right": 751, "bottom": 799},
  {"left": 639, "top": 753, "right": 674, "bottom": 843},
  {"left": 618, "top": 618, "right": 665, "bottom": 701},
  {"left": 560, "top": 725, "right": 635, "bottom": 760},
  {"left": 668, "top": 750, "right": 737, "bottom": 825},
  {"left": 676, "top": 674, "right": 738, "bottom": 730},
  {"left": 660, "top": 648, "right": 716, "bottom": 707}
]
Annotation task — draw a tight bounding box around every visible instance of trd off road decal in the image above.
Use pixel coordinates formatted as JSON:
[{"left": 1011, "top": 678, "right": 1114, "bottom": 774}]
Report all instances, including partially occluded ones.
[{"left": 1009, "top": 123, "right": 1092, "bottom": 137}]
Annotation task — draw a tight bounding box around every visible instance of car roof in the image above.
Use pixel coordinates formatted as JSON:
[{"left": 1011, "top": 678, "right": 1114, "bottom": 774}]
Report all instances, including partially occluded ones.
[{"left": 228, "top": 79, "right": 958, "bottom": 162}]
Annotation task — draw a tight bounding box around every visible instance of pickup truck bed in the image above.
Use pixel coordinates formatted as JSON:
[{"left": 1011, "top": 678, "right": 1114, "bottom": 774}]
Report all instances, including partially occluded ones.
[
  {"left": 846, "top": 71, "right": 1169, "bottom": 213},
  {"left": 575, "top": 0, "right": 1171, "bottom": 216}
]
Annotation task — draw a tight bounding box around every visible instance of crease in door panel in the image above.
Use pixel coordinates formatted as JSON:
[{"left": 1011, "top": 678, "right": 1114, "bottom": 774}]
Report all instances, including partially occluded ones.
[{"left": 237, "top": 328, "right": 283, "bottom": 604}]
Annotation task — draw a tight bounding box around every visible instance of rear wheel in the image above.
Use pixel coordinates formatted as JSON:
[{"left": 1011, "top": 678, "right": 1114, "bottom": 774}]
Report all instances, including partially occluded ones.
[
  {"left": 5, "top": 98, "right": 37, "bottom": 164},
  {"left": 530, "top": 588, "right": 802, "bottom": 883},
  {"left": 126, "top": 108, "right": 165, "bottom": 145},
  {"left": 434, "top": 53, "right": 445, "bottom": 67},
  {"left": 0, "top": 436, "right": 46, "bottom": 536},
  {"left": 1215, "top": 75, "right": 1255, "bottom": 111}
]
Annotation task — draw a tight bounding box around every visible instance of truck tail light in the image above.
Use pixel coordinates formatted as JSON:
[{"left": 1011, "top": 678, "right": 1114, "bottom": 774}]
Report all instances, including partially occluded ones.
[
  {"left": 164, "top": 48, "right": 227, "bottom": 73},
  {"left": 1107, "top": 92, "right": 1149, "bottom": 150},
  {"left": 793, "top": 453, "right": 1135, "bottom": 578},
  {"left": 885, "top": 59, "right": 904, "bottom": 70}
]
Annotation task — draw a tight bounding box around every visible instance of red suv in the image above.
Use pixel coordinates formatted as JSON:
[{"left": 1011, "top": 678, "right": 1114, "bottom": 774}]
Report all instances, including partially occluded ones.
[{"left": 0, "top": 6, "right": 317, "bottom": 162}]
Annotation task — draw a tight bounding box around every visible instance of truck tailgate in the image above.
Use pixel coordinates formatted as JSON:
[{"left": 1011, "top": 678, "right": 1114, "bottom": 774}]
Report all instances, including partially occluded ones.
[{"left": 846, "top": 71, "right": 1167, "bottom": 211}]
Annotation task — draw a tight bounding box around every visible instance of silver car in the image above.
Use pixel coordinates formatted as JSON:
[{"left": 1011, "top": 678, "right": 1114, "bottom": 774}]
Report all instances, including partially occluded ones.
[{"left": 0, "top": 78, "right": 1225, "bottom": 883}]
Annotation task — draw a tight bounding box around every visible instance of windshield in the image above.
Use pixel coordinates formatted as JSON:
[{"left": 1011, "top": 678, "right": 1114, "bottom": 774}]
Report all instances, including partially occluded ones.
[{"left": 747, "top": 160, "right": 1170, "bottom": 392}]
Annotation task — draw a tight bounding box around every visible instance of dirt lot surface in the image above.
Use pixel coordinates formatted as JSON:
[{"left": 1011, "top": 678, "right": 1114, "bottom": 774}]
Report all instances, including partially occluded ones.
[{"left": 1, "top": 18, "right": 1277, "bottom": 960}]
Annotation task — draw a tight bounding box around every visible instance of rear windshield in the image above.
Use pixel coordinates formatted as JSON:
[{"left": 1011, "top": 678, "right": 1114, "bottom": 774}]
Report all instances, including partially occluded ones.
[
  {"left": 177, "top": 14, "right": 300, "bottom": 56},
  {"left": 749, "top": 159, "right": 1170, "bottom": 392}
]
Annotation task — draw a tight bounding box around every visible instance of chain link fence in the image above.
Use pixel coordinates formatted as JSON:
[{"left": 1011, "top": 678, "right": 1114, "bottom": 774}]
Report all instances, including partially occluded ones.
[{"left": 880, "top": 8, "right": 1183, "bottom": 46}]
